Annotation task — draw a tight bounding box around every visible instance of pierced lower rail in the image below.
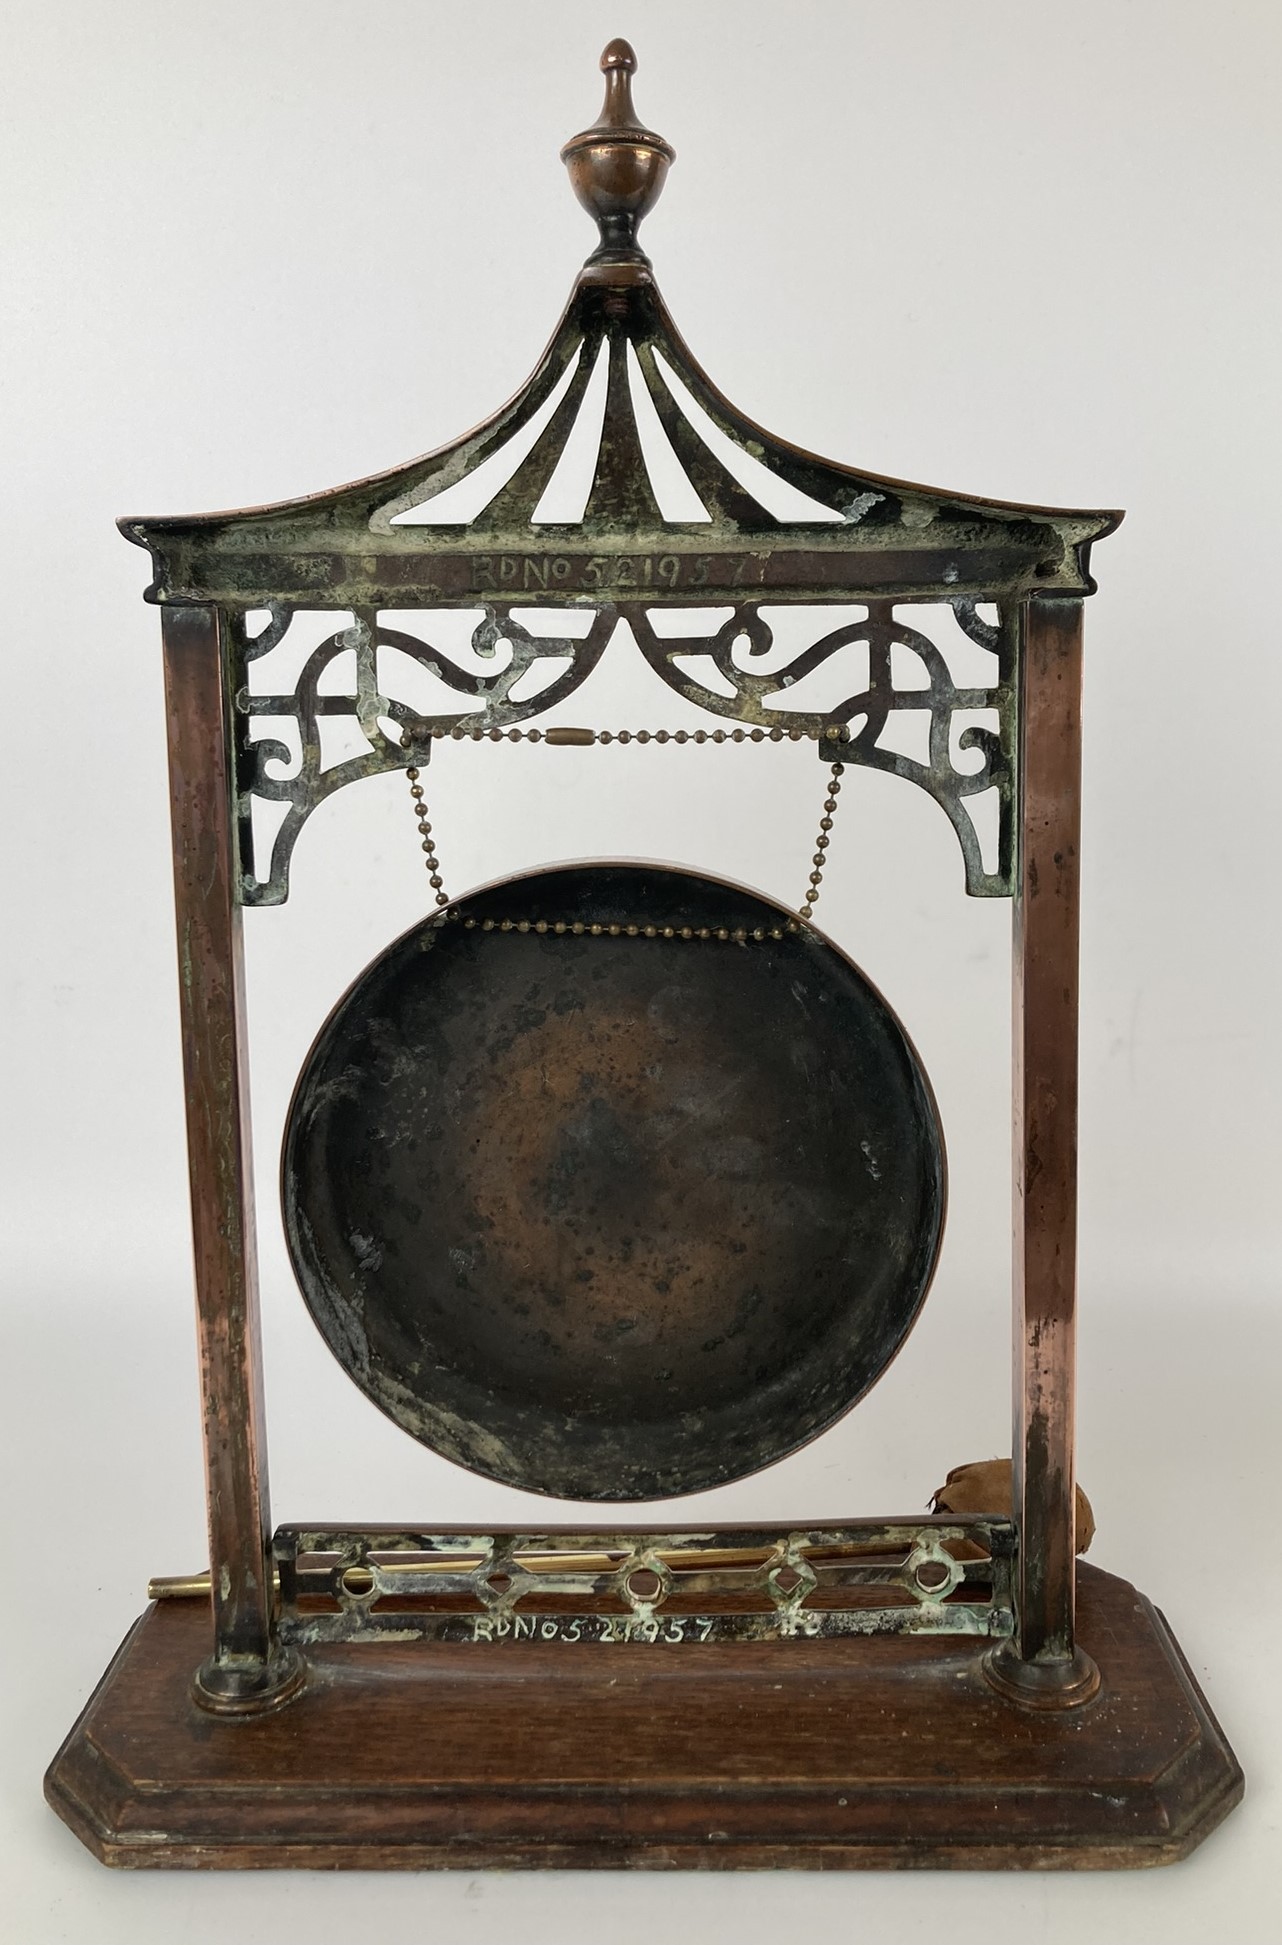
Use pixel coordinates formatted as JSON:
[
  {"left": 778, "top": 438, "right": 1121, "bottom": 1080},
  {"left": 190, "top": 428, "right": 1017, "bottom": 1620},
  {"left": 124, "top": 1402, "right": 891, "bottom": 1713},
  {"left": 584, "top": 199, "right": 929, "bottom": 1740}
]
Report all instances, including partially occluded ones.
[{"left": 265, "top": 1518, "right": 1015, "bottom": 1647}]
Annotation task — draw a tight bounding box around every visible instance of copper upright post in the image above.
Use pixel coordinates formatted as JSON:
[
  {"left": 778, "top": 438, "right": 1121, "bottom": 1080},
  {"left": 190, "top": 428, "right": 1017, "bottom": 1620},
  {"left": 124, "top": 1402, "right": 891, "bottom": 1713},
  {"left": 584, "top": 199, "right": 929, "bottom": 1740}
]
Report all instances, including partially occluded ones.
[
  {"left": 987, "top": 593, "right": 1099, "bottom": 1708},
  {"left": 160, "top": 605, "right": 302, "bottom": 1714}
]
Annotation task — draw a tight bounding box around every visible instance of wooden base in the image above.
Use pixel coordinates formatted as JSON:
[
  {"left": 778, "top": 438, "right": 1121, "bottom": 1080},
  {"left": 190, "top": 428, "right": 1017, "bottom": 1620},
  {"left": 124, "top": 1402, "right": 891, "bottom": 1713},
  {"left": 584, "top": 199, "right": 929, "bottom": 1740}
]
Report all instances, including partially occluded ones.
[{"left": 46, "top": 1563, "right": 1241, "bottom": 1870}]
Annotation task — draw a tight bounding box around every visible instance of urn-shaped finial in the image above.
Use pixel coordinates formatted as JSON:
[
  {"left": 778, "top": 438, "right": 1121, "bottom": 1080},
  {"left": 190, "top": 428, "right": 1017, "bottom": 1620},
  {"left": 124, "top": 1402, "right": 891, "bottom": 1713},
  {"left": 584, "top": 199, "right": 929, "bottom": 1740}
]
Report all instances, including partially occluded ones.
[{"left": 561, "top": 41, "right": 675, "bottom": 270}]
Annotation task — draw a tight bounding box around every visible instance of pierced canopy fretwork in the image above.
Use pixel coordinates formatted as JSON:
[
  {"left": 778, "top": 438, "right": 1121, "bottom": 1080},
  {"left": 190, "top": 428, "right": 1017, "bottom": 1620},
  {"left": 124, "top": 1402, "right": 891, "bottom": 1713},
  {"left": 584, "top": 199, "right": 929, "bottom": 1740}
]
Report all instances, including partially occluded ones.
[
  {"left": 123, "top": 60, "right": 1115, "bottom": 914},
  {"left": 124, "top": 276, "right": 1116, "bottom": 612}
]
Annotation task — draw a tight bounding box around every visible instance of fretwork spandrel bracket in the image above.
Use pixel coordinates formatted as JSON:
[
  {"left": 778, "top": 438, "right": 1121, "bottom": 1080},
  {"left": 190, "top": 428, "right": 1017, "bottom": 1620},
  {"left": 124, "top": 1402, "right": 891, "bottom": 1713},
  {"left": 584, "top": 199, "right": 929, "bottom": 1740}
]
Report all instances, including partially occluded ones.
[{"left": 227, "top": 592, "right": 1017, "bottom": 906}]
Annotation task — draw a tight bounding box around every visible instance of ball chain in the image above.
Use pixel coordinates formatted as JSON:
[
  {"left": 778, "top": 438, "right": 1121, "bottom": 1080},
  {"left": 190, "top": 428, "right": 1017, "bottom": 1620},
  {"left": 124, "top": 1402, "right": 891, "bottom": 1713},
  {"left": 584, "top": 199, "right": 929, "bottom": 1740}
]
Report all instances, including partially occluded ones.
[
  {"left": 439, "top": 724, "right": 809, "bottom": 746},
  {"left": 404, "top": 727, "right": 847, "bottom": 938},
  {"left": 404, "top": 766, "right": 449, "bottom": 908},
  {"left": 455, "top": 916, "right": 795, "bottom": 943},
  {"left": 798, "top": 763, "right": 844, "bottom": 925}
]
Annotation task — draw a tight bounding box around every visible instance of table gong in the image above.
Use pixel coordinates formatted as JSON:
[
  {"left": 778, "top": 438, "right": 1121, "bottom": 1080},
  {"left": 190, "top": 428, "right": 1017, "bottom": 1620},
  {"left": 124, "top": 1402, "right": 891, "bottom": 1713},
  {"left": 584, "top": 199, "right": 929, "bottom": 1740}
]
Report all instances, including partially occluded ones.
[{"left": 47, "top": 40, "right": 1242, "bottom": 1869}]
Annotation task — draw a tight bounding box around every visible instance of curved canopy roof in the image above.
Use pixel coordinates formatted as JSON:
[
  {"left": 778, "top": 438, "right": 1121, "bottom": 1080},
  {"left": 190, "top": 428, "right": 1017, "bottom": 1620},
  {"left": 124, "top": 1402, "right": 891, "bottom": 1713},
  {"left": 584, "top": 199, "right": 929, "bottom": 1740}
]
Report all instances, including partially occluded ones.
[{"left": 122, "top": 42, "right": 1119, "bottom": 610}]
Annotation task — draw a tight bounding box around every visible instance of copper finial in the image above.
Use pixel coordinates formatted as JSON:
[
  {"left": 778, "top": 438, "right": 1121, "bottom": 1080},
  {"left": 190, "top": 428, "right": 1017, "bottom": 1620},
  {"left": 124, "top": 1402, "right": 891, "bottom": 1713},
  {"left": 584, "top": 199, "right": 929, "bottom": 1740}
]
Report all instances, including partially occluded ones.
[{"left": 561, "top": 40, "right": 675, "bottom": 273}]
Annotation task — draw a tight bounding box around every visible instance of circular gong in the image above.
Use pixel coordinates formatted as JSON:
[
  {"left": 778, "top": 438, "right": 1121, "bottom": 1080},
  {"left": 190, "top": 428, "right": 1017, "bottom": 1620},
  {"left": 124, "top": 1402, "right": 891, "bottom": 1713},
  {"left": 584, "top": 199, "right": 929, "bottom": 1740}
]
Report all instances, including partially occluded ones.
[{"left": 282, "top": 862, "right": 945, "bottom": 1499}]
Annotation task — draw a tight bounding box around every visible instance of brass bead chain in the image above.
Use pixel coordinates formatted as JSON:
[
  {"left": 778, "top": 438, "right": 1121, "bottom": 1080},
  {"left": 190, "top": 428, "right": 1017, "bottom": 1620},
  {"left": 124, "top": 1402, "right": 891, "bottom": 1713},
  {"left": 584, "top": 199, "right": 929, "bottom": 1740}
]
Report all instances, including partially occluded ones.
[
  {"left": 457, "top": 915, "right": 795, "bottom": 943},
  {"left": 441, "top": 724, "right": 810, "bottom": 747},
  {"left": 404, "top": 766, "right": 449, "bottom": 908},
  {"left": 403, "top": 730, "right": 847, "bottom": 936},
  {"left": 798, "top": 762, "right": 844, "bottom": 925}
]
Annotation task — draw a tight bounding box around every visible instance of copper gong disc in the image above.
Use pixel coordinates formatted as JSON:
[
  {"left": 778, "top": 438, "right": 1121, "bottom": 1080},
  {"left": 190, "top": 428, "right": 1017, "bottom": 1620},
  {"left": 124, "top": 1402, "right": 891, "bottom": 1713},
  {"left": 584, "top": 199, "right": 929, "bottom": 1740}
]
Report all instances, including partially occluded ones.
[{"left": 282, "top": 862, "right": 946, "bottom": 1499}]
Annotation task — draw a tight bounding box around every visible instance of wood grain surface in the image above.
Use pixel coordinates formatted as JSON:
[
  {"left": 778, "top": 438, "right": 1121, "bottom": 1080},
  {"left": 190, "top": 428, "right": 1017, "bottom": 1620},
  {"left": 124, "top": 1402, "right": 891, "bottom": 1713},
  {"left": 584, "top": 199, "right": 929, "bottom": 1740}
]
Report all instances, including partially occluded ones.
[{"left": 45, "top": 1562, "right": 1241, "bottom": 1870}]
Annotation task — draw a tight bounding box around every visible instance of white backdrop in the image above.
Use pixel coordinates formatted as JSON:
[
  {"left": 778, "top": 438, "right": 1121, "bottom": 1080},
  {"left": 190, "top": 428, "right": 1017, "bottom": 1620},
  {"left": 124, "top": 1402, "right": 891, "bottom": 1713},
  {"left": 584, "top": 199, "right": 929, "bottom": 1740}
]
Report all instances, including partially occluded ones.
[{"left": 2, "top": 1, "right": 1279, "bottom": 1937}]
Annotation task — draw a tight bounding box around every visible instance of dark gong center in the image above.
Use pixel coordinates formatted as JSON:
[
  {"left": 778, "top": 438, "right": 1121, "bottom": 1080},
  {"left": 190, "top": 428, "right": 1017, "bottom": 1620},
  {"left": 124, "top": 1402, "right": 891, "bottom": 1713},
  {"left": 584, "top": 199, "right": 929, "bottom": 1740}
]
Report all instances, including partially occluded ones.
[{"left": 425, "top": 991, "right": 853, "bottom": 1422}]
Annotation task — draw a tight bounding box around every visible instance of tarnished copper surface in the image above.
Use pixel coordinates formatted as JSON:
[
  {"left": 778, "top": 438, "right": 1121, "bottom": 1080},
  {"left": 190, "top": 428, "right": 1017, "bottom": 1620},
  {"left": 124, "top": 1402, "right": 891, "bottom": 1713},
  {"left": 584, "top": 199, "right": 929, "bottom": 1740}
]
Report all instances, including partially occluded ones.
[
  {"left": 161, "top": 606, "right": 301, "bottom": 1713},
  {"left": 283, "top": 864, "right": 946, "bottom": 1499},
  {"left": 1010, "top": 594, "right": 1088, "bottom": 1685}
]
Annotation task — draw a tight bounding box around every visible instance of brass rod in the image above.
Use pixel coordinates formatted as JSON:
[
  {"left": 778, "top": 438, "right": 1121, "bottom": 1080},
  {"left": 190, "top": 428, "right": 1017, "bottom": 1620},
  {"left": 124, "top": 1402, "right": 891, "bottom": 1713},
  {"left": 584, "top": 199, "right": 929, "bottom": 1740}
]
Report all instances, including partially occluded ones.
[
  {"left": 149, "top": 1572, "right": 222, "bottom": 1602},
  {"left": 148, "top": 1542, "right": 966, "bottom": 1600}
]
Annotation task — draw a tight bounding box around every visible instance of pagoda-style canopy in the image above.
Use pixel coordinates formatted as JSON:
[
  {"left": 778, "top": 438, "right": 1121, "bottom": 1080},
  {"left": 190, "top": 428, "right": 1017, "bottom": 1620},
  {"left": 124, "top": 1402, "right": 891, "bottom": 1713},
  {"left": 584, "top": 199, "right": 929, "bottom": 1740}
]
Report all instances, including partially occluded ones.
[
  {"left": 122, "top": 44, "right": 1116, "bottom": 613},
  {"left": 122, "top": 42, "right": 1120, "bottom": 913}
]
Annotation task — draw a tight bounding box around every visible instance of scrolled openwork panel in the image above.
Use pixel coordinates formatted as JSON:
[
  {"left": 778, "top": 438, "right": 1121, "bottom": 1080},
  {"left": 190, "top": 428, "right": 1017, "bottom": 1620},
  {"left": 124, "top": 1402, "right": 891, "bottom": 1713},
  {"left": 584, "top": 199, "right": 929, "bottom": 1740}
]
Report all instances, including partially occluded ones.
[
  {"left": 231, "top": 592, "right": 1015, "bottom": 904},
  {"left": 630, "top": 596, "right": 1016, "bottom": 896},
  {"left": 233, "top": 602, "right": 616, "bottom": 904}
]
